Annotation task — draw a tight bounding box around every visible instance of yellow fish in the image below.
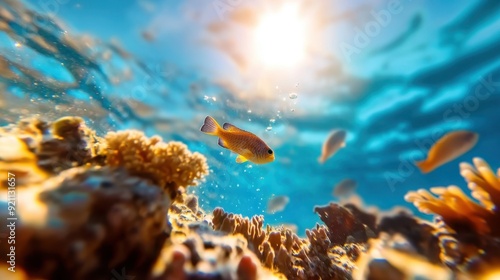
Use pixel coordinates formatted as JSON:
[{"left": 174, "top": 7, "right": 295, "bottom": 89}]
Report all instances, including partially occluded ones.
[
  {"left": 416, "top": 130, "right": 478, "bottom": 173},
  {"left": 200, "top": 116, "right": 275, "bottom": 164}
]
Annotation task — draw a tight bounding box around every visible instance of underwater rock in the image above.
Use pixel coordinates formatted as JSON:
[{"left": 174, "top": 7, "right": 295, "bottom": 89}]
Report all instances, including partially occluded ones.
[
  {"left": 314, "top": 202, "right": 377, "bottom": 245},
  {"left": 377, "top": 211, "right": 441, "bottom": 263},
  {"left": 0, "top": 116, "right": 104, "bottom": 185},
  {"left": 405, "top": 158, "right": 500, "bottom": 273},
  {"left": 104, "top": 130, "right": 209, "bottom": 199},
  {"left": 0, "top": 166, "right": 170, "bottom": 280}
]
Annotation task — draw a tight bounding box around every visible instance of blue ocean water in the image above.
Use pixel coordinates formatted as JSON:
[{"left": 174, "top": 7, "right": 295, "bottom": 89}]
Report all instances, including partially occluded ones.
[{"left": 0, "top": 0, "right": 499, "bottom": 235}]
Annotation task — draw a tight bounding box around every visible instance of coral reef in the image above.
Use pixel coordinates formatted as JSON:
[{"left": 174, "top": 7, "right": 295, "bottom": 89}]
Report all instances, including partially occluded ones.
[
  {"left": 2, "top": 116, "right": 500, "bottom": 280},
  {"left": 0, "top": 116, "right": 285, "bottom": 280},
  {"left": 406, "top": 157, "right": 500, "bottom": 274},
  {"left": 212, "top": 205, "right": 367, "bottom": 279},
  {"left": 150, "top": 193, "right": 280, "bottom": 280},
  {"left": 105, "top": 130, "right": 209, "bottom": 198},
  {"left": 210, "top": 197, "right": 474, "bottom": 280}
]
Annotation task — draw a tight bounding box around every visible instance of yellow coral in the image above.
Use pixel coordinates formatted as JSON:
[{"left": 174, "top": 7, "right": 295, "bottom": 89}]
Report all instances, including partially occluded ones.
[
  {"left": 104, "top": 130, "right": 209, "bottom": 196},
  {"left": 405, "top": 157, "right": 500, "bottom": 236}
]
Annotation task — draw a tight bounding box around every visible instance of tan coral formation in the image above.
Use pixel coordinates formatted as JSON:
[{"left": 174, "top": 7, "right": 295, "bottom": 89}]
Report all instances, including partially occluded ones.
[
  {"left": 212, "top": 206, "right": 366, "bottom": 279},
  {"left": 105, "top": 130, "right": 209, "bottom": 198},
  {"left": 0, "top": 117, "right": 103, "bottom": 186},
  {"left": 150, "top": 191, "right": 281, "bottom": 280}
]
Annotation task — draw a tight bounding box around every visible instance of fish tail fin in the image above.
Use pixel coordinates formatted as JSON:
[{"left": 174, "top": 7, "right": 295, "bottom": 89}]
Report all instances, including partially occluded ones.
[
  {"left": 318, "top": 156, "right": 325, "bottom": 164},
  {"left": 200, "top": 116, "right": 221, "bottom": 136},
  {"left": 416, "top": 160, "right": 432, "bottom": 174}
]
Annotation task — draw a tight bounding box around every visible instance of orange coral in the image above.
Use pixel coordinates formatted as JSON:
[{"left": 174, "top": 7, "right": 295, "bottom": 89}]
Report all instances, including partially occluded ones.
[
  {"left": 405, "top": 158, "right": 500, "bottom": 273},
  {"left": 104, "top": 130, "right": 209, "bottom": 198},
  {"left": 405, "top": 157, "right": 500, "bottom": 237}
]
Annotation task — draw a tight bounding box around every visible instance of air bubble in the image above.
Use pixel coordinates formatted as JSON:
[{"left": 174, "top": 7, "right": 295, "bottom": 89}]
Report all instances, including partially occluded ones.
[{"left": 289, "top": 92, "right": 298, "bottom": 99}]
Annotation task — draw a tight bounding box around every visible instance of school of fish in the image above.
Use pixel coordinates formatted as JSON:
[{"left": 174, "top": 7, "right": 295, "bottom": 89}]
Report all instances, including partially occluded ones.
[{"left": 200, "top": 116, "right": 479, "bottom": 207}]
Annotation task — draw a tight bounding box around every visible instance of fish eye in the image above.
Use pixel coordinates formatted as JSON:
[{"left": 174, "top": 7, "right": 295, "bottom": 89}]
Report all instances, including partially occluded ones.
[{"left": 267, "top": 149, "right": 273, "bottom": 155}]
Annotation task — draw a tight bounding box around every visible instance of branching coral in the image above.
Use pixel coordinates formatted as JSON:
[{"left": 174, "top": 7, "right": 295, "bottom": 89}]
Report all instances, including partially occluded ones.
[
  {"left": 405, "top": 158, "right": 500, "bottom": 273},
  {"left": 212, "top": 206, "right": 365, "bottom": 280},
  {"left": 104, "top": 130, "right": 209, "bottom": 198}
]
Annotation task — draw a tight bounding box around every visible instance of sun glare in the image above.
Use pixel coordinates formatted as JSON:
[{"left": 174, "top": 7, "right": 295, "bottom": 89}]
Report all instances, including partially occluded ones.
[{"left": 254, "top": 4, "right": 306, "bottom": 67}]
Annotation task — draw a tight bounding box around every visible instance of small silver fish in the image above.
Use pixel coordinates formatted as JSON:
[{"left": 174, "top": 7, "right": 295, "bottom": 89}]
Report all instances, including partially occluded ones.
[
  {"left": 333, "top": 178, "right": 357, "bottom": 197},
  {"left": 319, "top": 130, "right": 347, "bottom": 164},
  {"left": 267, "top": 195, "right": 289, "bottom": 214}
]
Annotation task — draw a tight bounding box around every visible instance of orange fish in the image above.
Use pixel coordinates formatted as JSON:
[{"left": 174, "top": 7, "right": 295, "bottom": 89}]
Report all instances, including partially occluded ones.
[
  {"left": 416, "top": 130, "right": 478, "bottom": 173},
  {"left": 200, "top": 116, "right": 275, "bottom": 164}
]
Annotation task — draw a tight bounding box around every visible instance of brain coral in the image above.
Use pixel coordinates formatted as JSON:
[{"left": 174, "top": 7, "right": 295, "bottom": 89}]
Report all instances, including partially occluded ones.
[{"left": 104, "top": 130, "right": 209, "bottom": 198}]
